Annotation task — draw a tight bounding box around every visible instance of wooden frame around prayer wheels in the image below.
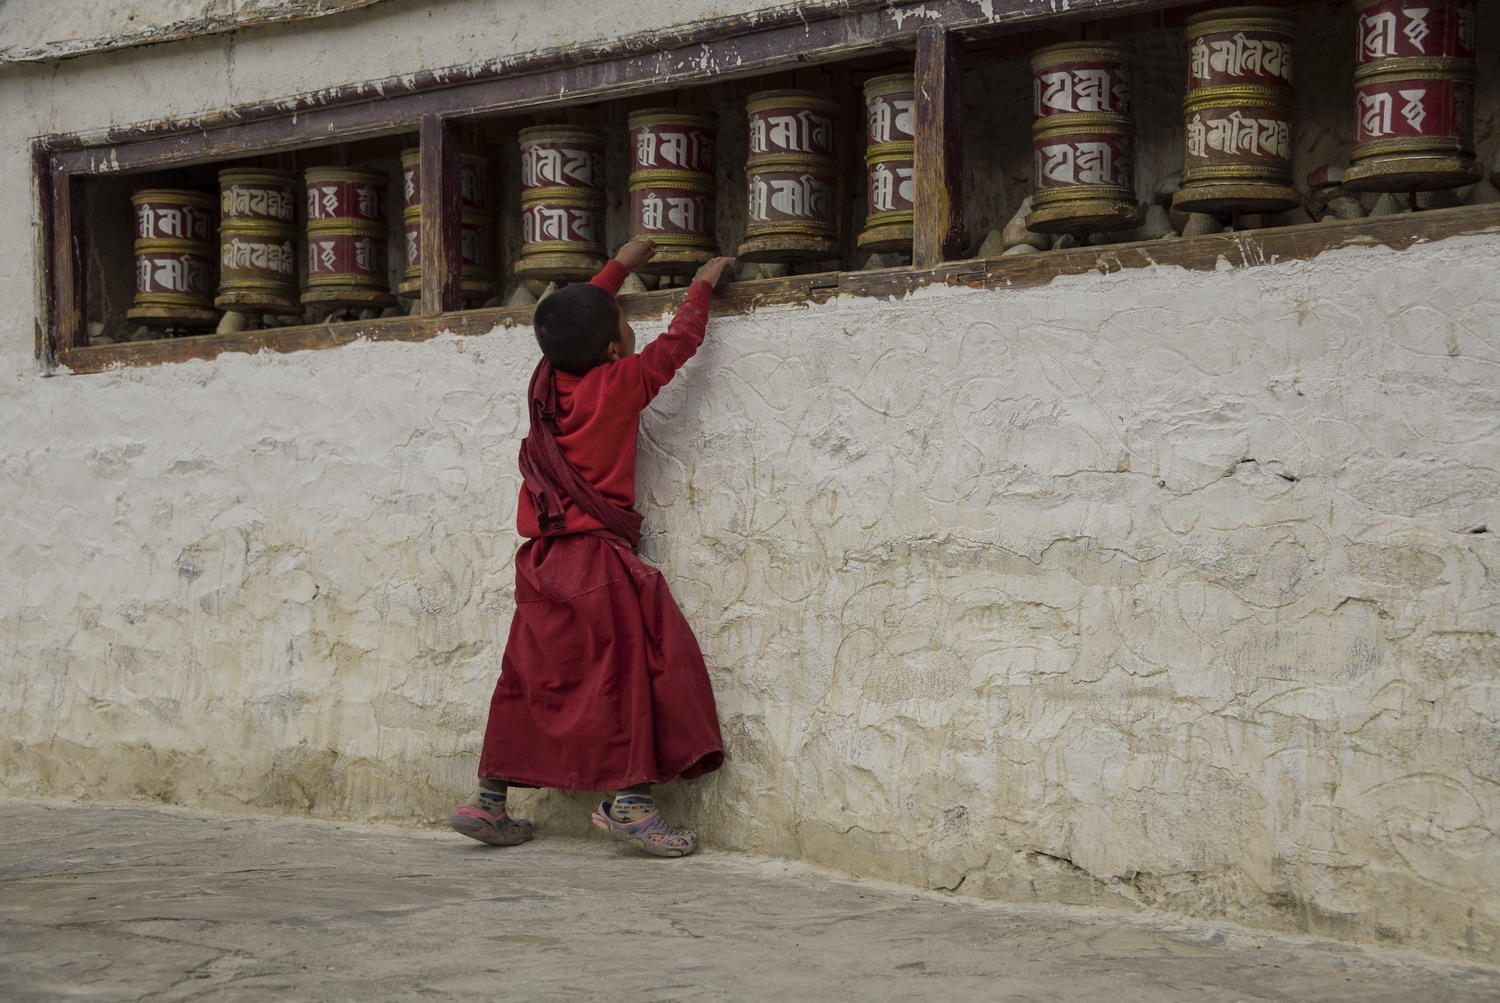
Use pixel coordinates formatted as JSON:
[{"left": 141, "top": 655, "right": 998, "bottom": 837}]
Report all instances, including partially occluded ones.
[
  {"left": 1343, "top": 0, "right": 1481, "bottom": 192},
  {"left": 43, "top": 0, "right": 1496, "bottom": 373}
]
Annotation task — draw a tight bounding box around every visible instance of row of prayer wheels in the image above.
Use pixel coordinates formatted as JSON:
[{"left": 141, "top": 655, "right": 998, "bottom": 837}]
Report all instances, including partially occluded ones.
[
  {"left": 129, "top": 0, "right": 1486, "bottom": 322},
  {"left": 514, "top": 79, "right": 916, "bottom": 280},
  {"left": 129, "top": 155, "right": 499, "bottom": 329},
  {"left": 1029, "top": 0, "right": 1483, "bottom": 236}
]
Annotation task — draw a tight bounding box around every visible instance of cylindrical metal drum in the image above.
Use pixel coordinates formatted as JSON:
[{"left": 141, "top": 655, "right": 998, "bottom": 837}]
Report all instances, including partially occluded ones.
[
  {"left": 516, "top": 125, "right": 607, "bottom": 281},
  {"left": 738, "top": 90, "right": 840, "bottom": 262},
  {"left": 1173, "top": 7, "right": 1299, "bottom": 215},
  {"left": 217, "top": 168, "right": 299, "bottom": 316},
  {"left": 1027, "top": 43, "right": 1141, "bottom": 234},
  {"left": 400, "top": 148, "right": 490, "bottom": 211},
  {"left": 399, "top": 207, "right": 497, "bottom": 301},
  {"left": 859, "top": 74, "right": 916, "bottom": 253},
  {"left": 1344, "top": 0, "right": 1480, "bottom": 191},
  {"left": 627, "top": 109, "right": 717, "bottom": 275},
  {"left": 128, "top": 189, "right": 218, "bottom": 329},
  {"left": 303, "top": 167, "right": 394, "bottom": 308},
  {"left": 397, "top": 149, "right": 495, "bottom": 302}
]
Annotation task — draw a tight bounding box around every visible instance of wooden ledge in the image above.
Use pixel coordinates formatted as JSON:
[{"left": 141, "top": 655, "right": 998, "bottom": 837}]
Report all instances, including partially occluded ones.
[{"left": 56, "top": 203, "right": 1500, "bottom": 375}]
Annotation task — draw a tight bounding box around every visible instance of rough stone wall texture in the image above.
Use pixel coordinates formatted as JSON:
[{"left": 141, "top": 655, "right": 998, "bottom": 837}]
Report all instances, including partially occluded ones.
[{"left": 3, "top": 0, "right": 1499, "bottom": 967}]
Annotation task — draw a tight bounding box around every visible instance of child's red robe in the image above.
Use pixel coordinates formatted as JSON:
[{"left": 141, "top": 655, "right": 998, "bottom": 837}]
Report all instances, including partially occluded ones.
[{"left": 477, "top": 261, "right": 725, "bottom": 791}]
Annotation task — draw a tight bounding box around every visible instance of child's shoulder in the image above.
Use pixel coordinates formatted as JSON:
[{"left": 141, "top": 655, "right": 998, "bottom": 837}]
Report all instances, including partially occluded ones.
[{"left": 568, "top": 359, "right": 645, "bottom": 410}]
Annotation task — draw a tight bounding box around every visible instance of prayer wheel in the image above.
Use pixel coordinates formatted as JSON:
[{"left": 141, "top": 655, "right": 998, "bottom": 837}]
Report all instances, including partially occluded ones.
[
  {"left": 128, "top": 189, "right": 218, "bottom": 329},
  {"left": 1027, "top": 43, "right": 1141, "bottom": 234},
  {"left": 627, "top": 109, "right": 717, "bottom": 275},
  {"left": 216, "top": 168, "right": 299, "bottom": 317},
  {"left": 858, "top": 74, "right": 916, "bottom": 254},
  {"left": 303, "top": 167, "right": 394, "bottom": 309},
  {"left": 1173, "top": 7, "right": 1300, "bottom": 215},
  {"left": 516, "top": 125, "right": 607, "bottom": 282},
  {"left": 738, "top": 89, "right": 840, "bottom": 263},
  {"left": 400, "top": 148, "right": 490, "bottom": 211},
  {"left": 397, "top": 148, "right": 495, "bottom": 302},
  {"left": 1344, "top": 0, "right": 1480, "bottom": 191},
  {"left": 399, "top": 207, "right": 497, "bottom": 302}
]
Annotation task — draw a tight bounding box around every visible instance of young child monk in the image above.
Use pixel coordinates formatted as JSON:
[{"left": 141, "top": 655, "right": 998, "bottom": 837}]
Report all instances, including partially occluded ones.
[{"left": 449, "top": 239, "right": 733, "bottom": 858}]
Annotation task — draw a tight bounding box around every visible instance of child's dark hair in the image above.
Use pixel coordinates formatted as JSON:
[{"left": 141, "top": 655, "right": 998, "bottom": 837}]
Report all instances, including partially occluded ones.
[{"left": 533, "top": 284, "right": 619, "bottom": 375}]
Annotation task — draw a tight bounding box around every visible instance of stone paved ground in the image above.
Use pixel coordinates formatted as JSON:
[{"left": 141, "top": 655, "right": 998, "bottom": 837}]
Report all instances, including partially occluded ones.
[{"left": 3, "top": 799, "right": 1499, "bottom": 1002}]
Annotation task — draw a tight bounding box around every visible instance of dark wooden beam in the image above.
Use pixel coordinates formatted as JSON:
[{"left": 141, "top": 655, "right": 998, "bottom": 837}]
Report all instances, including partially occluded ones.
[
  {"left": 912, "top": 26, "right": 965, "bottom": 269},
  {"left": 33, "top": 143, "right": 57, "bottom": 364},
  {"left": 47, "top": 0, "right": 1209, "bottom": 176},
  {"left": 50, "top": 165, "right": 88, "bottom": 354},
  {"left": 418, "top": 115, "right": 464, "bottom": 315},
  {"left": 54, "top": 204, "right": 1500, "bottom": 375}
]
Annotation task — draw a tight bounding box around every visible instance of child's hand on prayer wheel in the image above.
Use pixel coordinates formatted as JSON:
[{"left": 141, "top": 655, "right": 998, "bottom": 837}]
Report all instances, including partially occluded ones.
[
  {"left": 693, "top": 256, "right": 735, "bottom": 288},
  {"left": 614, "top": 239, "right": 658, "bottom": 272}
]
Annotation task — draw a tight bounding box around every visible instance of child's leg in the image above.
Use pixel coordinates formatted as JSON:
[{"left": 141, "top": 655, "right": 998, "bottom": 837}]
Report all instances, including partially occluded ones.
[
  {"left": 449, "top": 778, "right": 534, "bottom": 847},
  {"left": 592, "top": 783, "right": 699, "bottom": 857}
]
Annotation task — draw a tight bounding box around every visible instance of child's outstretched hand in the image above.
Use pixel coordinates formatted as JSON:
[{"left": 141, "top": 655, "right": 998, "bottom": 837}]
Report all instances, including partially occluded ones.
[
  {"left": 693, "top": 256, "right": 735, "bottom": 288},
  {"left": 614, "top": 239, "right": 657, "bottom": 272}
]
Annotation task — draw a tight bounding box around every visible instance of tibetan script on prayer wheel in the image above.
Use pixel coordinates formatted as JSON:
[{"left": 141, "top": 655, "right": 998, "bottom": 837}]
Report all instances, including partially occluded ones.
[
  {"left": 628, "top": 109, "right": 717, "bottom": 275},
  {"left": 397, "top": 149, "right": 495, "bottom": 303},
  {"left": 517, "top": 125, "right": 607, "bottom": 281},
  {"left": 1345, "top": 0, "right": 1480, "bottom": 191},
  {"left": 858, "top": 74, "right": 916, "bottom": 254},
  {"left": 1173, "top": 7, "right": 1300, "bottom": 215},
  {"left": 739, "top": 90, "right": 840, "bottom": 263},
  {"left": 400, "top": 148, "right": 490, "bottom": 211},
  {"left": 399, "top": 207, "right": 496, "bottom": 302},
  {"left": 1027, "top": 44, "right": 1141, "bottom": 235},
  {"left": 302, "top": 167, "right": 394, "bottom": 309},
  {"left": 128, "top": 189, "right": 218, "bottom": 329},
  {"left": 217, "top": 169, "right": 300, "bottom": 316}
]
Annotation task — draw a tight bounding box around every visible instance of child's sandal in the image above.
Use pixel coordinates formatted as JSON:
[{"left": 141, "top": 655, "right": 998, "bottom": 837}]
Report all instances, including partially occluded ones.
[
  {"left": 448, "top": 806, "right": 534, "bottom": 847},
  {"left": 590, "top": 801, "right": 699, "bottom": 857}
]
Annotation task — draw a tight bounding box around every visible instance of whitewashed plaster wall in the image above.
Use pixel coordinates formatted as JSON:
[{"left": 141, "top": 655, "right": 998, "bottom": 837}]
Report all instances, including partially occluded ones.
[{"left": 2, "top": 0, "right": 1499, "bottom": 966}]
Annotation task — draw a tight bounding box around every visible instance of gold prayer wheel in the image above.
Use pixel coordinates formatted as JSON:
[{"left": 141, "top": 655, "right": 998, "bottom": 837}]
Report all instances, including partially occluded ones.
[
  {"left": 517, "top": 125, "right": 607, "bottom": 281},
  {"left": 858, "top": 74, "right": 916, "bottom": 253},
  {"left": 128, "top": 189, "right": 218, "bottom": 329},
  {"left": 858, "top": 143, "right": 915, "bottom": 252},
  {"left": 1344, "top": 0, "right": 1480, "bottom": 192},
  {"left": 217, "top": 168, "right": 299, "bottom": 316},
  {"left": 398, "top": 149, "right": 495, "bottom": 302},
  {"left": 738, "top": 89, "right": 840, "bottom": 263},
  {"left": 303, "top": 167, "right": 394, "bottom": 309},
  {"left": 517, "top": 188, "right": 607, "bottom": 282},
  {"left": 1028, "top": 42, "right": 1140, "bottom": 234},
  {"left": 627, "top": 109, "right": 718, "bottom": 275},
  {"left": 1173, "top": 7, "right": 1300, "bottom": 215}
]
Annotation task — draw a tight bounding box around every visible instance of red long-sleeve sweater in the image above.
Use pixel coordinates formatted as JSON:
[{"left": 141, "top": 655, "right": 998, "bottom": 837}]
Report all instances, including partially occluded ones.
[{"left": 516, "top": 259, "right": 712, "bottom": 538}]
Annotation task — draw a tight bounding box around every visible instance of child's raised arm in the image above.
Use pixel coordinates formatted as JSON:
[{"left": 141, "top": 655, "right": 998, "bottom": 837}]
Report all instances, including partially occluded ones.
[{"left": 618, "top": 256, "right": 733, "bottom": 405}]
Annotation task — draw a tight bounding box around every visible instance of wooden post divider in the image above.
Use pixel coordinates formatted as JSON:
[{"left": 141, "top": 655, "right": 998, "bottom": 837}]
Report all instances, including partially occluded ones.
[{"left": 912, "top": 26, "right": 966, "bottom": 269}]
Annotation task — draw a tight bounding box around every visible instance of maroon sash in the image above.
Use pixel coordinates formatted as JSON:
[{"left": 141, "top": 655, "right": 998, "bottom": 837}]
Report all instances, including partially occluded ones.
[{"left": 518, "top": 359, "right": 645, "bottom": 550}]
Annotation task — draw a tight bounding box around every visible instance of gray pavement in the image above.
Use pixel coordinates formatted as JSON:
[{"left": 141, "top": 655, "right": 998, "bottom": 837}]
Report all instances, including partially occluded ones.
[{"left": 2, "top": 798, "right": 1498, "bottom": 1002}]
